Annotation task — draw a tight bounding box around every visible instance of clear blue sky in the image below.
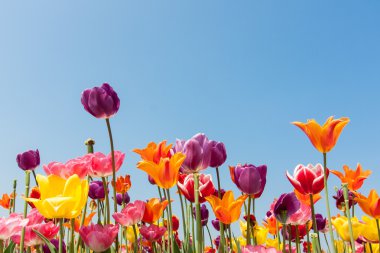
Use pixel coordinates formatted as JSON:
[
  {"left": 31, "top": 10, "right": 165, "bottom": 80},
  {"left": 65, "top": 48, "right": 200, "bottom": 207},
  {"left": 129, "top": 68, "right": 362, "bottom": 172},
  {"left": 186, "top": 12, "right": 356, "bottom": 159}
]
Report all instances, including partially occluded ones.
[{"left": 1, "top": 0, "right": 379, "bottom": 242}]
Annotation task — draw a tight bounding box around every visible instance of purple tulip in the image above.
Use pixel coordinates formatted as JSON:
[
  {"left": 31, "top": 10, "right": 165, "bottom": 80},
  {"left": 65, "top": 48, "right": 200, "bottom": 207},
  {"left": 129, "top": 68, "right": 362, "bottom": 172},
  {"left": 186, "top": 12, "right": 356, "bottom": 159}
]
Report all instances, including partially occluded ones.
[
  {"left": 230, "top": 164, "right": 267, "bottom": 197},
  {"left": 16, "top": 149, "right": 40, "bottom": 171},
  {"left": 43, "top": 239, "right": 66, "bottom": 253},
  {"left": 192, "top": 204, "right": 209, "bottom": 226},
  {"left": 209, "top": 140, "right": 227, "bottom": 168},
  {"left": 315, "top": 214, "right": 327, "bottom": 231},
  {"left": 211, "top": 218, "right": 220, "bottom": 231},
  {"left": 333, "top": 188, "right": 356, "bottom": 211},
  {"left": 172, "top": 133, "right": 211, "bottom": 174},
  {"left": 273, "top": 192, "right": 300, "bottom": 224},
  {"left": 81, "top": 83, "right": 120, "bottom": 119},
  {"left": 88, "top": 181, "right": 107, "bottom": 200},
  {"left": 115, "top": 192, "right": 130, "bottom": 206}
]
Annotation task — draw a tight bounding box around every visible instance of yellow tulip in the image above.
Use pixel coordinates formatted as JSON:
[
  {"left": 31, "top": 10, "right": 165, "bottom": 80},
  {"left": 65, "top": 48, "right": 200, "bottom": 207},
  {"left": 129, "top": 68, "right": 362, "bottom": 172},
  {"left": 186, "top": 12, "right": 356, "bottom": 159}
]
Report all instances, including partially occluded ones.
[
  {"left": 254, "top": 225, "right": 269, "bottom": 245},
  {"left": 334, "top": 240, "right": 346, "bottom": 253},
  {"left": 126, "top": 225, "right": 139, "bottom": 243},
  {"left": 361, "top": 216, "right": 379, "bottom": 243},
  {"left": 331, "top": 216, "right": 363, "bottom": 242},
  {"left": 266, "top": 238, "right": 280, "bottom": 250},
  {"left": 239, "top": 220, "right": 248, "bottom": 238},
  {"left": 231, "top": 236, "right": 246, "bottom": 252},
  {"left": 365, "top": 243, "right": 380, "bottom": 253},
  {"left": 25, "top": 174, "right": 88, "bottom": 219}
]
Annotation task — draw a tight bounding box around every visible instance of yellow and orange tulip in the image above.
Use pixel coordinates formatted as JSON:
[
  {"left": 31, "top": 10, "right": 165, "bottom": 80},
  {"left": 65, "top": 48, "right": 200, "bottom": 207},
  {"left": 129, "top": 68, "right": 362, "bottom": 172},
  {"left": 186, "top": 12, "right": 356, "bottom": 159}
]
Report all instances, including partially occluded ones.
[
  {"left": 134, "top": 141, "right": 172, "bottom": 164},
  {"left": 142, "top": 198, "right": 169, "bottom": 224},
  {"left": 294, "top": 189, "right": 321, "bottom": 206},
  {"left": 355, "top": 190, "right": 380, "bottom": 219},
  {"left": 205, "top": 191, "right": 247, "bottom": 225},
  {"left": 330, "top": 164, "right": 372, "bottom": 191},
  {"left": 25, "top": 174, "right": 89, "bottom": 219},
  {"left": 292, "top": 116, "right": 350, "bottom": 153}
]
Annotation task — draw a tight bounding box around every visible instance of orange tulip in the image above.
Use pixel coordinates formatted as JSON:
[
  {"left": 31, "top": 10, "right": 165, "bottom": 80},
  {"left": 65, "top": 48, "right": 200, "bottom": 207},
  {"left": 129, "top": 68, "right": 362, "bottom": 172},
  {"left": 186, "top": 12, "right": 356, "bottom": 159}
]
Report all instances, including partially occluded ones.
[
  {"left": 355, "top": 190, "right": 380, "bottom": 219},
  {"left": 0, "top": 194, "right": 11, "bottom": 209},
  {"left": 64, "top": 212, "right": 96, "bottom": 232},
  {"left": 205, "top": 191, "right": 247, "bottom": 225},
  {"left": 330, "top": 164, "right": 372, "bottom": 191},
  {"left": 142, "top": 198, "right": 169, "bottom": 224},
  {"left": 135, "top": 141, "right": 186, "bottom": 189},
  {"left": 294, "top": 189, "right": 321, "bottom": 206},
  {"left": 292, "top": 116, "right": 350, "bottom": 153},
  {"left": 263, "top": 215, "right": 282, "bottom": 235},
  {"left": 112, "top": 175, "right": 132, "bottom": 194}
]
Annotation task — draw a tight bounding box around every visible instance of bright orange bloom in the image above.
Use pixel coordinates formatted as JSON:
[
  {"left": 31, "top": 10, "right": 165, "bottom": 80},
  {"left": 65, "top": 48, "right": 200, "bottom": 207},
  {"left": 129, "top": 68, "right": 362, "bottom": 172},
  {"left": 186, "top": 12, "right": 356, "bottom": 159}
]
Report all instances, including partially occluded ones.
[
  {"left": 27, "top": 186, "right": 41, "bottom": 208},
  {"left": 112, "top": 175, "right": 132, "bottom": 194},
  {"left": 294, "top": 189, "right": 321, "bottom": 206},
  {"left": 142, "top": 198, "right": 169, "bottom": 224},
  {"left": 292, "top": 116, "right": 350, "bottom": 153},
  {"left": 263, "top": 215, "right": 282, "bottom": 235},
  {"left": 135, "top": 141, "right": 186, "bottom": 189},
  {"left": 355, "top": 190, "right": 380, "bottom": 219},
  {"left": 205, "top": 191, "right": 247, "bottom": 225},
  {"left": 64, "top": 212, "right": 96, "bottom": 232},
  {"left": 0, "top": 194, "right": 11, "bottom": 209},
  {"left": 330, "top": 164, "right": 372, "bottom": 191},
  {"left": 134, "top": 141, "right": 172, "bottom": 164}
]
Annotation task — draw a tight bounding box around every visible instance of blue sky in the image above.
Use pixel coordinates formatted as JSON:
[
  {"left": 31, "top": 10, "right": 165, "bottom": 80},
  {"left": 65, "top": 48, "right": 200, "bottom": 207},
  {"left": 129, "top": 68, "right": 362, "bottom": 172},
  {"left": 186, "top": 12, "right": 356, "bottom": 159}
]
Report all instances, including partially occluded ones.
[{"left": 0, "top": 0, "right": 379, "bottom": 243}]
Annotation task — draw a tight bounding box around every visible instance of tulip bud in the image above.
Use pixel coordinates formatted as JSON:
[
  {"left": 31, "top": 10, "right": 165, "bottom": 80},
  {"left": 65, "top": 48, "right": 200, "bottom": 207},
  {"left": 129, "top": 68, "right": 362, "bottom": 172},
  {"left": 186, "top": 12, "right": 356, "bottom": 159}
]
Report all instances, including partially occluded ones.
[
  {"left": 209, "top": 140, "right": 227, "bottom": 168},
  {"left": 211, "top": 219, "right": 220, "bottom": 231},
  {"left": 16, "top": 149, "right": 40, "bottom": 171},
  {"left": 115, "top": 192, "right": 130, "bottom": 206},
  {"left": 88, "top": 181, "right": 107, "bottom": 200},
  {"left": 192, "top": 204, "right": 209, "bottom": 226},
  {"left": 230, "top": 164, "right": 267, "bottom": 197},
  {"left": 333, "top": 188, "right": 356, "bottom": 211}
]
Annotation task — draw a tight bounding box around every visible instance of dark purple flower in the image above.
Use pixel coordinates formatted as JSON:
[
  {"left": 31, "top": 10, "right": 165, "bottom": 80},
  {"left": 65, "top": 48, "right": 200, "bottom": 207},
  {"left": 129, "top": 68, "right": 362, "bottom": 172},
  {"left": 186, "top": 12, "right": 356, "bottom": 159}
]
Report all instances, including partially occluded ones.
[
  {"left": 214, "top": 236, "right": 220, "bottom": 248},
  {"left": 273, "top": 192, "right": 301, "bottom": 224},
  {"left": 211, "top": 219, "right": 220, "bottom": 231},
  {"left": 333, "top": 188, "right": 356, "bottom": 211},
  {"left": 16, "top": 149, "right": 40, "bottom": 171},
  {"left": 209, "top": 140, "right": 227, "bottom": 168},
  {"left": 172, "top": 133, "right": 211, "bottom": 173},
  {"left": 213, "top": 189, "right": 226, "bottom": 198},
  {"left": 148, "top": 175, "right": 156, "bottom": 185},
  {"left": 81, "top": 83, "right": 120, "bottom": 119},
  {"left": 88, "top": 181, "right": 107, "bottom": 200},
  {"left": 230, "top": 164, "right": 267, "bottom": 197},
  {"left": 43, "top": 239, "right": 66, "bottom": 253},
  {"left": 192, "top": 204, "right": 209, "bottom": 226},
  {"left": 315, "top": 214, "right": 327, "bottom": 231},
  {"left": 115, "top": 192, "right": 130, "bottom": 206}
]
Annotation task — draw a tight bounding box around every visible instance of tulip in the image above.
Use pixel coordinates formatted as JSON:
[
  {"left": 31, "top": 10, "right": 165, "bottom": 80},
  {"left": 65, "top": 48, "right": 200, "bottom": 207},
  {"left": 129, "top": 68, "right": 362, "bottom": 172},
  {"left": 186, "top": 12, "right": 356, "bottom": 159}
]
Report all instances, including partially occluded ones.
[
  {"left": 330, "top": 164, "right": 372, "bottom": 191},
  {"left": 142, "top": 198, "right": 169, "bottom": 224},
  {"left": 355, "top": 190, "right": 380, "bottom": 219},
  {"left": 0, "top": 194, "right": 11, "bottom": 209},
  {"left": 287, "top": 202, "right": 311, "bottom": 225},
  {"left": 88, "top": 181, "right": 107, "bottom": 200},
  {"left": 126, "top": 225, "right": 139, "bottom": 243},
  {"left": 88, "top": 151, "right": 125, "bottom": 178},
  {"left": 43, "top": 239, "right": 66, "bottom": 253},
  {"left": 164, "top": 215, "right": 180, "bottom": 231},
  {"left": 81, "top": 83, "right": 120, "bottom": 119},
  {"left": 25, "top": 174, "right": 89, "bottom": 219},
  {"left": 134, "top": 141, "right": 172, "bottom": 164},
  {"left": 112, "top": 175, "right": 131, "bottom": 194},
  {"left": 16, "top": 149, "right": 40, "bottom": 171},
  {"left": 140, "top": 224, "right": 167, "bottom": 242},
  {"left": 331, "top": 216, "right": 363, "bottom": 241},
  {"left": 333, "top": 188, "right": 356, "bottom": 211},
  {"left": 212, "top": 219, "right": 220, "bottom": 231},
  {"left": 241, "top": 245, "right": 281, "bottom": 253},
  {"left": 209, "top": 140, "right": 227, "bottom": 168},
  {"left": 361, "top": 216, "right": 379, "bottom": 243},
  {"left": 172, "top": 133, "right": 212, "bottom": 173},
  {"left": 112, "top": 200, "right": 145, "bottom": 227},
  {"left": 292, "top": 116, "right": 350, "bottom": 153},
  {"left": 115, "top": 192, "right": 130, "bottom": 206},
  {"left": 27, "top": 187, "right": 41, "bottom": 208},
  {"left": 229, "top": 164, "right": 267, "bottom": 197},
  {"left": 205, "top": 190, "right": 247, "bottom": 224},
  {"left": 0, "top": 214, "right": 28, "bottom": 240},
  {"left": 293, "top": 189, "right": 321, "bottom": 206},
  {"left": 192, "top": 204, "right": 209, "bottom": 226},
  {"left": 315, "top": 214, "right": 327, "bottom": 232},
  {"left": 273, "top": 192, "right": 300, "bottom": 224},
  {"left": 286, "top": 164, "right": 327, "bottom": 195},
  {"left": 79, "top": 223, "right": 119, "bottom": 252},
  {"left": 177, "top": 173, "right": 215, "bottom": 203},
  {"left": 263, "top": 215, "right": 282, "bottom": 236}
]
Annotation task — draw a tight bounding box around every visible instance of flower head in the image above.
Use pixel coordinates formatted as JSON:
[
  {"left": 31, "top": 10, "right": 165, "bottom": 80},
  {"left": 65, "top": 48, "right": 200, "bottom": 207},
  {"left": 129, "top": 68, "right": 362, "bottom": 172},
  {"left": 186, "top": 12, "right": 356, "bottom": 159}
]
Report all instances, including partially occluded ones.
[
  {"left": 205, "top": 190, "right": 247, "bottom": 225},
  {"left": 355, "top": 190, "right": 380, "bottom": 219},
  {"left": 115, "top": 192, "right": 130, "bottom": 206},
  {"left": 287, "top": 202, "right": 311, "bottom": 225},
  {"left": 273, "top": 192, "right": 301, "bottom": 224},
  {"left": 177, "top": 173, "right": 215, "bottom": 203},
  {"left": 142, "top": 198, "right": 169, "bottom": 224},
  {"left": 0, "top": 194, "right": 11, "bottom": 209},
  {"left": 113, "top": 200, "right": 145, "bottom": 227},
  {"left": 286, "top": 164, "right": 327, "bottom": 195},
  {"left": 88, "top": 151, "right": 125, "bottom": 178},
  {"left": 209, "top": 140, "right": 227, "bottom": 168},
  {"left": 0, "top": 214, "right": 28, "bottom": 241},
  {"left": 81, "top": 83, "right": 120, "bottom": 119},
  {"left": 330, "top": 164, "right": 372, "bottom": 191},
  {"left": 292, "top": 116, "right": 350, "bottom": 153},
  {"left": 333, "top": 188, "right": 356, "bottom": 211},
  {"left": 230, "top": 164, "right": 267, "bottom": 197},
  {"left": 16, "top": 149, "right": 40, "bottom": 171},
  {"left": 88, "top": 181, "right": 107, "bottom": 200},
  {"left": 331, "top": 215, "right": 363, "bottom": 241},
  {"left": 113, "top": 175, "right": 131, "bottom": 194},
  {"left": 43, "top": 239, "right": 66, "bottom": 253},
  {"left": 79, "top": 223, "right": 119, "bottom": 252},
  {"left": 43, "top": 154, "right": 92, "bottom": 180},
  {"left": 241, "top": 245, "right": 281, "bottom": 253},
  {"left": 192, "top": 204, "right": 209, "bottom": 226},
  {"left": 140, "top": 224, "right": 167, "bottom": 242}
]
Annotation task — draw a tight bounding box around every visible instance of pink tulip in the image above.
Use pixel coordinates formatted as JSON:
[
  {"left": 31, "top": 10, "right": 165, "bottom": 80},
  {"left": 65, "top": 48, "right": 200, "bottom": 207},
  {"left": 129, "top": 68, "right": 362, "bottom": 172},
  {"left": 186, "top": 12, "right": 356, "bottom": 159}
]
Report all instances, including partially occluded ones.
[
  {"left": 0, "top": 214, "right": 28, "bottom": 240},
  {"left": 88, "top": 151, "right": 125, "bottom": 178},
  {"left": 241, "top": 245, "right": 281, "bottom": 253},
  {"left": 79, "top": 223, "right": 119, "bottom": 252},
  {"left": 140, "top": 224, "right": 167, "bottom": 242},
  {"left": 43, "top": 154, "right": 92, "bottom": 179},
  {"left": 112, "top": 200, "right": 145, "bottom": 226},
  {"left": 287, "top": 202, "right": 311, "bottom": 225}
]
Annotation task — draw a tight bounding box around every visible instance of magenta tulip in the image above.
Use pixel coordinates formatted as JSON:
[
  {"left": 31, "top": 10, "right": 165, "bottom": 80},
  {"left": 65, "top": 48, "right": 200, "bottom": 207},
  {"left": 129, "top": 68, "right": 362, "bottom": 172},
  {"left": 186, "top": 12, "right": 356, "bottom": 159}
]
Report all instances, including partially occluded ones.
[
  {"left": 286, "top": 164, "right": 327, "bottom": 195},
  {"left": 16, "top": 149, "right": 40, "bottom": 171},
  {"left": 79, "top": 223, "right": 119, "bottom": 252},
  {"left": 140, "top": 224, "right": 167, "bottom": 242},
  {"left": 112, "top": 200, "right": 145, "bottom": 227}
]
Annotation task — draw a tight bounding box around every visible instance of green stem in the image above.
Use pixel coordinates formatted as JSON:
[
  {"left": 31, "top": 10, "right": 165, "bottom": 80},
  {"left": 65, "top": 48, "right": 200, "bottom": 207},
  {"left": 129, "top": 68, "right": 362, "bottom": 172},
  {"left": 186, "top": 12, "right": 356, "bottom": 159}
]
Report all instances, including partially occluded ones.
[
  {"left": 369, "top": 243, "right": 374, "bottom": 253},
  {"left": 194, "top": 173, "right": 202, "bottom": 253},
  {"left": 342, "top": 183, "right": 355, "bottom": 253},
  {"left": 215, "top": 167, "right": 225, "bottom": 253},
  {"left": 105, "top": 119, "right": 119, "bottom": 251},
  {"left": 69, "top": 219, "right": 75, "bottom": 253},
  {"left": 177, "top": 185, "right": 187, "bottom": 251},
  {"left": 0, "top": 240, "right": 3, "bottom": 253},
  {"left": 32, "top": 170, "right": 39, "bottom": 187},
  {"left": 166, "top": 189, "right": 175, "bottom": 253},
  {"left": 309, "top": 194, "right": 321, "bottom": 248},
  {"left": 295, "top": 225, "right": 300, "bottom": 253},
  {"left": 311, "top": 233, "right": 320, "bottom": 253},
  {"left": 252, "top": 198, "right": 256, "bottom": 245},
  {"left": 101, "top": 177, "right": 110, "bottom": 224},
  {"left": 190, "top": 203, "right": 196, "bottom": 253},
  {"left": 20, "top": 170, "right": 31, "bottom": 252},
  {"left": 276, "top": 221, "right": 281, "bottom": 251},
  {"left": 11, "top": 179, "right": 17, "bottom": 214},
  {"left": 306, "top": 222, "right": 311, "bottom": 253},
  {"left": 282, "top": 223, "right": 287, "bottom": 253},
  {"left": 323, "top": 153, "right": 336, "bottom": 253},
  {"left": 324, "top": 233, "right": 331, "bottom": 253},
  {"left": 206, "top": 225, "right": 214, "bottom": 249},
  {"left": 288, "top": 226, "right": 291, "bottom": 253},
  {"left": 59, "top": 219, "right": 64, "bottom": 253},
  {"left": 132, "top": 225, "right": 138, "bottom": 253},
  {"left": 246, "top": 196, "right": 252, "bottom": 245}
]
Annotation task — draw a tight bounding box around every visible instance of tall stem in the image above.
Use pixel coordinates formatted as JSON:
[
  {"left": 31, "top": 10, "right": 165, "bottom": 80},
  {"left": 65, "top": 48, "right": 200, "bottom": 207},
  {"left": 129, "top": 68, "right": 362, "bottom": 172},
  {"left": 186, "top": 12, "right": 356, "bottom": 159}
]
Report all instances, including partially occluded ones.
[
  {"left": 59, "top": 219, "right": 64, "bottom": 253},
  {"left": 376, "top": 219, "right": 380, "bottom": 246},
  {"left": 11, "top": 179, "right": 17, "bottom": 213},
  {"left": 190, "top": 203, "right": 196, "bottom": 252},
  {"left": 323, "top": 153, "right": 336, "bottom": 253},
  {"left": 306, "top": 221, "right": 311, "bottom": 253},
  {"left": 309, "top": 194, "right": 321, "bottom": 248},
  {"left": 215, "top": 167, "right": 225, "bottom": 253},
  {"left": 194, "top": 173, "right": 202, "bottom": 253},
  {"left": 246, "top": 196, "right": 252, "bottom": 245},
  {"left": 69, "top": 219, "right": 75, "bottom": 253},
  {"left": 295, "top": 225, "right": 300, "bottom": 253},
  {"left": 276, "top": 221, "right": 281, "bottom": 251},
  {"left": 206, "top": 225, "right": 214, "bottom": 249},
  {"left": 101, "top": 177, "right": 110, "bottom": 224},
  {"left": 166, "top": 189, "right": 175, "bottom": 253},
  {"left": 20, "top": 170, "right": 31, "bottom": 252},
  {"left": 177, "top": 185, "right": 187, "bottom": 251},
  {"left": 105, "top": 119, "right": 119, "bottom": 251},
  {"left": 282, "top": 223, "right": 287, "bottom": 253},
  {"left": 132, "top": 225, "right": 138, "bottom": 253},
  {"left": 342, "top": 183, "right": 355, "bottom": 253}
]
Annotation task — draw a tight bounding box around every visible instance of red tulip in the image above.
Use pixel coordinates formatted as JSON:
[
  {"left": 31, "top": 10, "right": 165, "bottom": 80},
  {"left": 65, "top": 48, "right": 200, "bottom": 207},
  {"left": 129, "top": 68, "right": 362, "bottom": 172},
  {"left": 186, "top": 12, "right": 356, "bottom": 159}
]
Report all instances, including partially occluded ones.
[
  {"left": 177, "top": 173, "right": 215, "bottom": 203},
  {"left": 286, "top": 164, "right": 328, "bottom": 195}
]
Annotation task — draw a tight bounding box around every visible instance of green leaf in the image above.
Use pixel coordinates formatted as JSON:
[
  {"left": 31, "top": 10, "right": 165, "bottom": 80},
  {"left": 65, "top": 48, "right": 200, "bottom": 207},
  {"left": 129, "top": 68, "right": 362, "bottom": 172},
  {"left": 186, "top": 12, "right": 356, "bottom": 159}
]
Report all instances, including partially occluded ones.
[
  {"left": 173, "top": 239, "right": 181, "bottom": 253},
  {"left": 32, "top": 229, "right": 57, "bottom": 253},
  {"left": 4, "top": 241, "right": 15, "bottom": 253}
]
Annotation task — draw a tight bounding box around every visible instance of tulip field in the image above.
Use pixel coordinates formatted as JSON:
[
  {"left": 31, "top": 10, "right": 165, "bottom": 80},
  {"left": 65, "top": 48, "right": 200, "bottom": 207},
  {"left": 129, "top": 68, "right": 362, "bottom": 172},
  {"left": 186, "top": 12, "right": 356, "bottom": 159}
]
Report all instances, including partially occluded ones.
[{"left": 2, "top": 83, "right": 378, "bottom": 253}]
